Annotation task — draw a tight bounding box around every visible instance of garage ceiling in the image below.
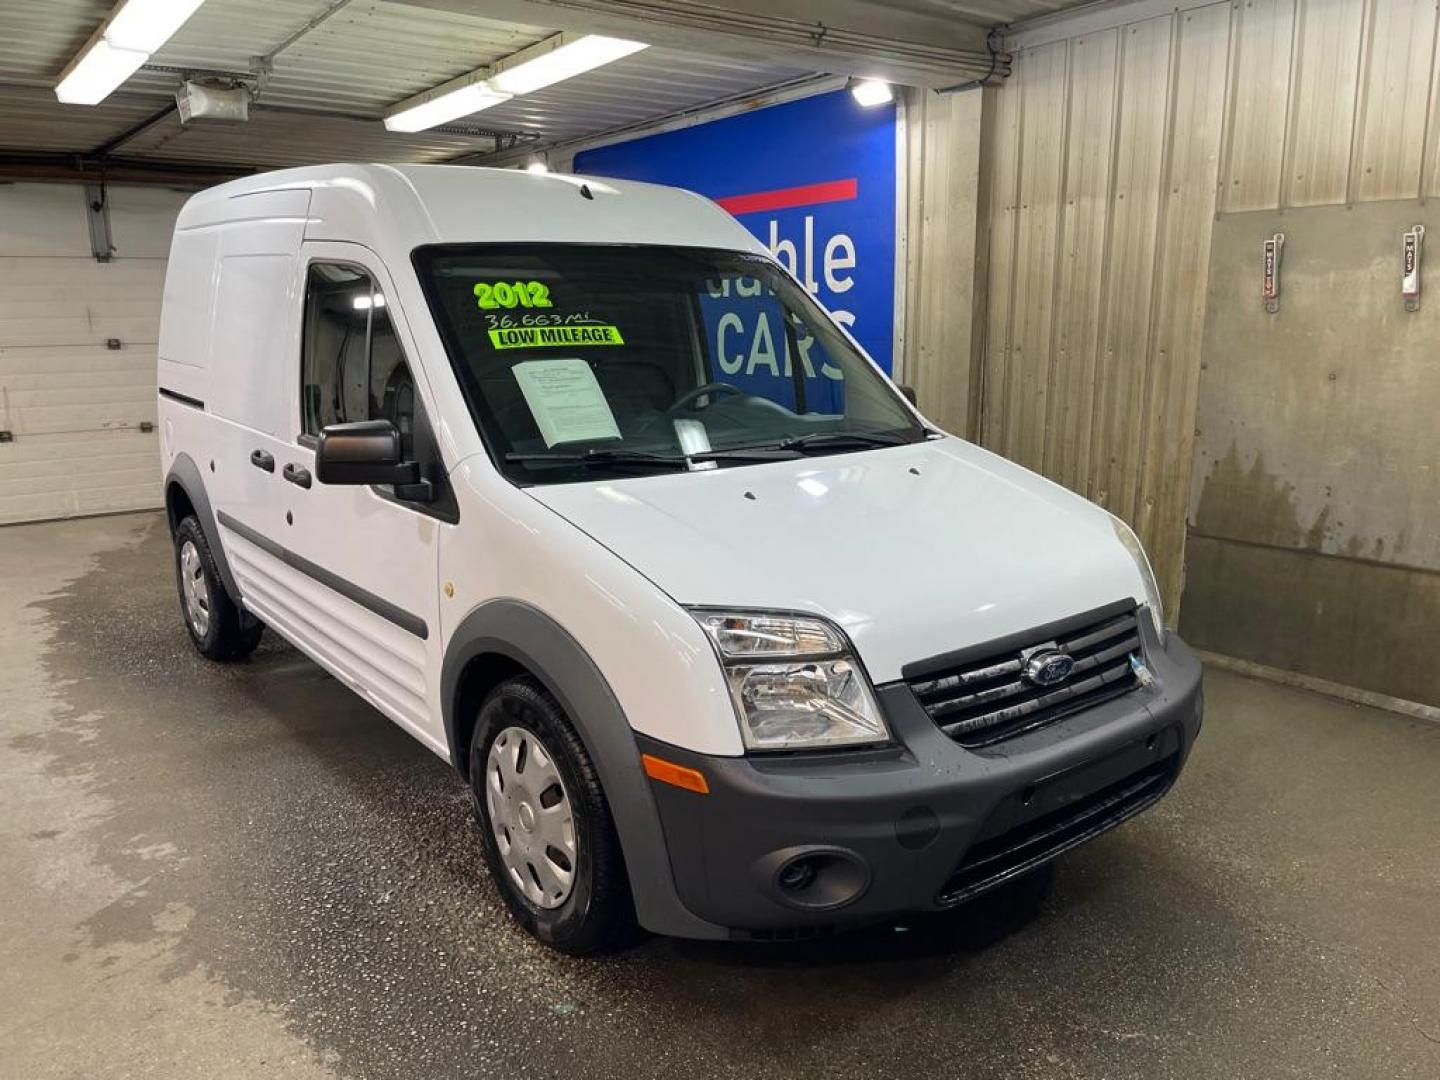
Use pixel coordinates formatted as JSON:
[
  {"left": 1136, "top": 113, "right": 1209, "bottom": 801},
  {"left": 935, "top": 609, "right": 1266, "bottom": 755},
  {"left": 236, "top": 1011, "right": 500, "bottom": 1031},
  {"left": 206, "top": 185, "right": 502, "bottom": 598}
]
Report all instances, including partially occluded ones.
[{"left": 0, "top": 0, "right": 1089, "bottom": 178}]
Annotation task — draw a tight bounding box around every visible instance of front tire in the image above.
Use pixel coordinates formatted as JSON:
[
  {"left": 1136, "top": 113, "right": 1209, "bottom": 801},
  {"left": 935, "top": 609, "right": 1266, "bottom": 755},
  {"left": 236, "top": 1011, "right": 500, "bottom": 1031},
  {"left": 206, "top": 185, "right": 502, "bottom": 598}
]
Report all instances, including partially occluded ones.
[
  {"left": 469, "top": 677, "right": 635, "bottom": 954},
  {"left": 173, "top": 515, "right": 263, "bottom": 661}
]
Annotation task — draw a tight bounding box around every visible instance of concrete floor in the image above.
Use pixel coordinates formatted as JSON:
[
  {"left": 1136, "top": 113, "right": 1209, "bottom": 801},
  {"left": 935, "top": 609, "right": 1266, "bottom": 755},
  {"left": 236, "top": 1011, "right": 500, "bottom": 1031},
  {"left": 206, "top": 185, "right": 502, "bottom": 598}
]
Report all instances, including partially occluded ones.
[{"left": 2, "top": 512, "right": 1437, "bottom": 1080}]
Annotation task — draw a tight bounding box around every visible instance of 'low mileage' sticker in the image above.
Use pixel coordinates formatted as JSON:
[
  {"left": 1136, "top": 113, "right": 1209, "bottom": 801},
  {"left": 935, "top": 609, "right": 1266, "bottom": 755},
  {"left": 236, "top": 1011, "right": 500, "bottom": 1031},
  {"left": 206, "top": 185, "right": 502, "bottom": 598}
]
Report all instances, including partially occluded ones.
[{"left": 489, "top": 324, "right": 625, "bottom": 350}]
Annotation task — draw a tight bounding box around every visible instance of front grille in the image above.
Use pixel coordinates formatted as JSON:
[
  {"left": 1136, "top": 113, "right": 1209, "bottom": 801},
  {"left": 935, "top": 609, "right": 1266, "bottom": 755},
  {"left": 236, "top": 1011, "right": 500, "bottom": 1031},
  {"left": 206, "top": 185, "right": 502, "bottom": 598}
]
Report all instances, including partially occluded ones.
[
  {"left": 936, "top": 754, "right": 1177, "bottom": 907},
  {"left": 906, "top": 604, "right": 1143, "bottom": 748}
]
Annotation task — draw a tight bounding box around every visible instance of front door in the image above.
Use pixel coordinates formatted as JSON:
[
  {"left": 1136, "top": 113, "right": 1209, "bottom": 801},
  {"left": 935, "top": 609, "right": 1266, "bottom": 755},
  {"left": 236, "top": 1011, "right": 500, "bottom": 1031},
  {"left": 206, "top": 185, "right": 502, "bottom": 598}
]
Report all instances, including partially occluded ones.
[{"left": 269, "top": 243, "right": 450, "bottom": 753}]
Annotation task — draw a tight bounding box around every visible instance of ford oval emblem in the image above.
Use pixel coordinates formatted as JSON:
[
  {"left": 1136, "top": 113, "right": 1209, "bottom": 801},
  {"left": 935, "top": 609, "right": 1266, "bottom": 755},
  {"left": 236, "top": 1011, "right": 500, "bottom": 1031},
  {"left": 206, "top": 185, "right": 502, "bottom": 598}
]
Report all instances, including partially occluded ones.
[{"left": 1023, "top": 650, "right": 1075, "bottom": 687}]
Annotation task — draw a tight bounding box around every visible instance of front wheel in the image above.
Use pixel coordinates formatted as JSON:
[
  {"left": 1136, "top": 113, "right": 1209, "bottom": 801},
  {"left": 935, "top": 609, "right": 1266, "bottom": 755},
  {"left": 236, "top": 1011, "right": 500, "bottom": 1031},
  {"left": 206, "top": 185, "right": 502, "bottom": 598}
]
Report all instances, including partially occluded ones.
[
  {"left": 469, "top": 678, "right": 635, "bottom": 954},
  {"left": 173, "top": 515, "right": 263, "bottom": 661}
]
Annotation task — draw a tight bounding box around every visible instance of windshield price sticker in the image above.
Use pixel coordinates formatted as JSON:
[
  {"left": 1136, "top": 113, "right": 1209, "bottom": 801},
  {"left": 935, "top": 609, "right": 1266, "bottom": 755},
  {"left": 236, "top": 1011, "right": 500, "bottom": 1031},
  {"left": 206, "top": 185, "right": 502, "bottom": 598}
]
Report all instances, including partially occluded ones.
[
  {"left": 489, "top": 324, "right": 625, "bottom": 350},
  {"left": 511, "top": 357, "right": 621, "bottom": 447},
  {"left": 474, "top": 280, "right": 554, "bottom": 310}
]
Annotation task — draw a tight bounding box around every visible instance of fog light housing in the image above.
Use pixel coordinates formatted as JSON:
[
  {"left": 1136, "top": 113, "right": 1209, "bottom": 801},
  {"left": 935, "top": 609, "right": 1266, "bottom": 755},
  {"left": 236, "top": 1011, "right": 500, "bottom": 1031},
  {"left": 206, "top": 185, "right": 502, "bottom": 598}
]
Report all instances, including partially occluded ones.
[
  {"left": 758, "top": 847, "right": 872, "bottom": 911},
  {"left": 778, "top": 859, "right": 818, "bottom": 892}
]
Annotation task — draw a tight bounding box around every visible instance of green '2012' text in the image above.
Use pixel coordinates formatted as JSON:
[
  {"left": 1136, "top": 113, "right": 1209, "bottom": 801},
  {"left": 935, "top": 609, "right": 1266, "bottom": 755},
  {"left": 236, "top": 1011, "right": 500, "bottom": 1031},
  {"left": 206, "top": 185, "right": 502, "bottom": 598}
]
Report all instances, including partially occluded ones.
[{"left": 474, "top": 281, "right": 553, "bottom": 310}]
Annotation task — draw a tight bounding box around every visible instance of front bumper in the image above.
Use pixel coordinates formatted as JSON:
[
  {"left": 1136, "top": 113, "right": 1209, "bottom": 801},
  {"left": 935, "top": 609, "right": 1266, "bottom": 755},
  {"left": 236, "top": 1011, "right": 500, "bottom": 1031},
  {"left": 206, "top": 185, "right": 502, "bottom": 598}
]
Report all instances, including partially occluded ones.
[{"left": 637, "top": 624, "right": 1203, "bottom": 937}]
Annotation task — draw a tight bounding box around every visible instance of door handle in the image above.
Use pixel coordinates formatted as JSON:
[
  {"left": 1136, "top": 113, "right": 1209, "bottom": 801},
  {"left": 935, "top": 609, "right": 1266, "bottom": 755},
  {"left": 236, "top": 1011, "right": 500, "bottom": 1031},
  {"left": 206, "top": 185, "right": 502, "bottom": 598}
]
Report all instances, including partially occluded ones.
[
  {"left": 249, "top": 449, "right": 275, "bottom": 473},
  {"left": 282, "top": 463, "right": 312, "bottom": 489}
]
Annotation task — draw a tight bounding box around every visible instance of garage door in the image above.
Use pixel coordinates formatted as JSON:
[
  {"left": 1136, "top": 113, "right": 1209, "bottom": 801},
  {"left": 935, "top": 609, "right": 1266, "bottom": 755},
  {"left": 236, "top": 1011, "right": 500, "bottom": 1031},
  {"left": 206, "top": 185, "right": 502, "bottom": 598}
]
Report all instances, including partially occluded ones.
[{"left": 0, "top": 182, "right": 187, "bottom": 525}]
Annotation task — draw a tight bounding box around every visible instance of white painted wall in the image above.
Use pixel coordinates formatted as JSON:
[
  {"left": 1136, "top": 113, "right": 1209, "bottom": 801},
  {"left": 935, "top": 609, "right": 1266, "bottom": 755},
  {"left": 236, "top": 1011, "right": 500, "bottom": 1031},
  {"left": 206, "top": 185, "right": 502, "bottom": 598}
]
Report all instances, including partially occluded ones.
[{"left": 0, "top": 182, "right": 187, "bottom": 524}]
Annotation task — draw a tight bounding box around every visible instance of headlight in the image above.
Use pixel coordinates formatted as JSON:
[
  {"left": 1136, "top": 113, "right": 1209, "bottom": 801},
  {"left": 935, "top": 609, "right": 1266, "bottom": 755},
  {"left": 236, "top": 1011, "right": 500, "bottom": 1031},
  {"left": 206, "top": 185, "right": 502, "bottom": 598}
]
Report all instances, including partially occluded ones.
[
  {"left": 1109, "top": 515, "right": 1165, "bottom": 643},
  {"left": 693, "top": 611, "right": 889, "bottom": 751}
]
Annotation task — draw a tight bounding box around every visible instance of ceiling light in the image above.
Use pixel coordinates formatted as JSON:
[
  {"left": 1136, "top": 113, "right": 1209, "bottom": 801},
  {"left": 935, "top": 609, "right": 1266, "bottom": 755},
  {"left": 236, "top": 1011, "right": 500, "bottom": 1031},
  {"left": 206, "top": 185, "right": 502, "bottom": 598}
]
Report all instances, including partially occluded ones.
[
  {"left": 54, "top": 0, "right": 210, "bottom": 106},
  {"left": 848, "top": 78, "right": 894, "bottom": 107},
  {"left": 106, "top": 0, "right": 208, "bottom": 53},
  {"left": 384, "top": 81, "right": 512, "bottom": 133},
  {"left": 55, "top": 38, "right": 149, "bottom": 105},
  {"left": 383, "top": 32, "right": 647, "bottom": 134},
  {"left": 490, "top": 35, "right": 647, "bottom": 96},
  {"left": 525, "top": 160, "right": 549, "bottom": 175}
]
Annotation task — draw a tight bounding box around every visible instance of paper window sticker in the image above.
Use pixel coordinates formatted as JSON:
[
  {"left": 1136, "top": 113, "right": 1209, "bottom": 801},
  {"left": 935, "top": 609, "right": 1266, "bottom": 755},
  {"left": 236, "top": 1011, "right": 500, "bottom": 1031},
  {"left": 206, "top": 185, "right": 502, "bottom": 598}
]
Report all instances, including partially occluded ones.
[
  {"left": 672, "top": 419, "right": 712, "bottom": 457},
  {"left": 511, "top": 358, "right": 622, "bottom": 448}
]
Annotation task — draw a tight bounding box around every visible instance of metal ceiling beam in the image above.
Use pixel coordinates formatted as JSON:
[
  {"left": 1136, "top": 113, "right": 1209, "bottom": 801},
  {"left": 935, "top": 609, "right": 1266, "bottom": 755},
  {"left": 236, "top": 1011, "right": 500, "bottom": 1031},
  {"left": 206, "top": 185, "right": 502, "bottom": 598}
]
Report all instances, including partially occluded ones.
[
  {"left": 0, "top": 152, "right": 252, "bottom": 188},
  {"left": 255, "top": 0, "right": 359, "bottom": 67},
  {"left": 391, "top": 0, "right": 1011, "bottom": 87},
  {"left": 88, "top": 101, "right": 178, "bottom": 158}
]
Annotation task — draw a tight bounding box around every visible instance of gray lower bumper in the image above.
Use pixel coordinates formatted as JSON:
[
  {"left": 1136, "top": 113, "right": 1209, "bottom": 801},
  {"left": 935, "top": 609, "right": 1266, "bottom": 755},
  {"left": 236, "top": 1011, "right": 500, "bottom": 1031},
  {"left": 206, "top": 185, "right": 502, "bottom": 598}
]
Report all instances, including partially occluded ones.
[{"left": 632, "top": 628, "right": 1203, "bottom": 938}]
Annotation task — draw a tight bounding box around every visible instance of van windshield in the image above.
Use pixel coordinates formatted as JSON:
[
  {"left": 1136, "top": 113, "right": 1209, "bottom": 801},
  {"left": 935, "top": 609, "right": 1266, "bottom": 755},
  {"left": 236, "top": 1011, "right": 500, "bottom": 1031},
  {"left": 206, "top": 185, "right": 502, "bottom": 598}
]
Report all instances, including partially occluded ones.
[{"left": 413, "top": 244, "right": 926, "bottom": 485}]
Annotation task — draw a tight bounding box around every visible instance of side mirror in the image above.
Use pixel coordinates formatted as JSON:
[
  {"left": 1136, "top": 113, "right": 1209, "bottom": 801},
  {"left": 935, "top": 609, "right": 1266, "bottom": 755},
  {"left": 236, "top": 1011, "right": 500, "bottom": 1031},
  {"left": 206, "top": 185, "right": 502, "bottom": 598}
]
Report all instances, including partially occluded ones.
[
  {"left": 898, "top": 384, "right": 918, "bottom": 407},
  {"left": 315, "top": 420, "right": 422, "bottom": 489}
]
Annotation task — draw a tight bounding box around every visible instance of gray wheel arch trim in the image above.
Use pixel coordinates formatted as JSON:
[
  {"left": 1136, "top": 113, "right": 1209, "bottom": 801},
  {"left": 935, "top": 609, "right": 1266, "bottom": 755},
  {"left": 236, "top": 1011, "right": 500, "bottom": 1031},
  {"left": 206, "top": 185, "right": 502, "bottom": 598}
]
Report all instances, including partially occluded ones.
[
  {"left": 441, "top": 599, "right": 726, "bottom": 940},
  {"left": 165, "top": 453, "right": 241, "bottom": 605}
]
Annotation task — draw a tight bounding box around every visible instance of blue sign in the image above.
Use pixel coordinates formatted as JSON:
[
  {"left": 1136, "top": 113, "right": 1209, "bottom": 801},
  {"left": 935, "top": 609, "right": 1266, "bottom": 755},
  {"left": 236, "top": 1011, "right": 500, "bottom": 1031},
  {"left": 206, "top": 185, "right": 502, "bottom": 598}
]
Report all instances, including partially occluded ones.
[
  {"left": 691, "top": 270, "right": 848, "bottom": 413},
  {"left": 574, "top": 89, "right": 897, "bottom": 404}
]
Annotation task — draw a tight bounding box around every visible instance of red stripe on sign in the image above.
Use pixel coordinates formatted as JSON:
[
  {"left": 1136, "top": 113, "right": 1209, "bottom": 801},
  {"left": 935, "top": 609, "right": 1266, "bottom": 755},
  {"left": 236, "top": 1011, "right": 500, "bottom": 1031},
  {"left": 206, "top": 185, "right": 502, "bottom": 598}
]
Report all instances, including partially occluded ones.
[{"left": 715, "top": 178, "right": 858, "bottom": 216}]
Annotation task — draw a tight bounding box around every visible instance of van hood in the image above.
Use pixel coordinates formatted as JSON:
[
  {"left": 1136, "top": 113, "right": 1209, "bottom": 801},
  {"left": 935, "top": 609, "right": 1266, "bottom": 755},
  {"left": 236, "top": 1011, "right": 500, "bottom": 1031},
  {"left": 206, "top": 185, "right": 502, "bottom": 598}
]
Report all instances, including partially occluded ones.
[{"left": 525, "top": 437, "right": 1147, "bottom": 682}]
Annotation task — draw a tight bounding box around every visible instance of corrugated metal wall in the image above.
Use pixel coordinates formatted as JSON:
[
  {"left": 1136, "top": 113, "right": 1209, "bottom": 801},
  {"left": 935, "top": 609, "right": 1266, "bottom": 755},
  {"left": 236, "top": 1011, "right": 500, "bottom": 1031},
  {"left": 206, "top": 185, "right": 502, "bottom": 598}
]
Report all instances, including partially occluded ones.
[
  {"left": 902, "top": 87, "right": 985, "bottom": 437},
  {"left": 974, "top": 0, "right": 1440, "bottom": 612}
]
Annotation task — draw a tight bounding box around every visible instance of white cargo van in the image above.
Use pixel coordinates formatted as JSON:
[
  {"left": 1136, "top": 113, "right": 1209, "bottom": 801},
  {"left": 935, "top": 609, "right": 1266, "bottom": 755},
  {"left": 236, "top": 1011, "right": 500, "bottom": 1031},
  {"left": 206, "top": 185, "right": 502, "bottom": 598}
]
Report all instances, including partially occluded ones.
[{"left": 158, "top": 164, "right": 1202, "bottom": 952}]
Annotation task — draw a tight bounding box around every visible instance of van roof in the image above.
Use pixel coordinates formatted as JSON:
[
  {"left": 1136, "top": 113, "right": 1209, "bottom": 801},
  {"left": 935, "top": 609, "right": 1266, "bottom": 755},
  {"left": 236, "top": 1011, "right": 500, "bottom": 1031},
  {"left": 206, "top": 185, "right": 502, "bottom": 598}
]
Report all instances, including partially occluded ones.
[{"left": 177, "top": 162, "right": 765, "bottom": 260}]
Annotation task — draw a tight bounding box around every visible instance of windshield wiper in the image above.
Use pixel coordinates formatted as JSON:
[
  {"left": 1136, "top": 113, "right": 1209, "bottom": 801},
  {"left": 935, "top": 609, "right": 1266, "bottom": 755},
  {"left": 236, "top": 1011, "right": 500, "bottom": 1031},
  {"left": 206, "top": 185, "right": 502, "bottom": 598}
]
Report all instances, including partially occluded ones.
[
  {"left": 725, "top": 431, "right": 915, "bottom": 457},
  {"left": 506, "top": 432, "right": 914, "bottom": 473},
  {"left": 505, "top": 448, "right": 691, "bottom": 472},
  {"left": 687, "top": 446, "right": 805, "bottom": 462}
]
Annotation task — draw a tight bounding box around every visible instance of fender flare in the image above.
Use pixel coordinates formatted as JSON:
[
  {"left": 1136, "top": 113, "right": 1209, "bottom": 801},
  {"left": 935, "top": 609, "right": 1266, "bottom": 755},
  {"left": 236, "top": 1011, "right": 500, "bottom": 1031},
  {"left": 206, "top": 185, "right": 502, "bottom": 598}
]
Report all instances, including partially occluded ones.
[
  {"left": 164, "top": 452, "right": 242, "bottom": 605},
  {"left": 441, "top": 599, "right": 725, "bottom": 940}
]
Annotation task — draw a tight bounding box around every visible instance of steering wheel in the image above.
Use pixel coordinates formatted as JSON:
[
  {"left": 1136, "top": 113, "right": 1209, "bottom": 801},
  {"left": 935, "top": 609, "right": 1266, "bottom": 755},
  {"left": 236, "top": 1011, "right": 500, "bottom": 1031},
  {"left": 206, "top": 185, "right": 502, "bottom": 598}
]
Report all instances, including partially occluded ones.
[{"left": 667, "top": 382, "right": 745, "bottom": 415}]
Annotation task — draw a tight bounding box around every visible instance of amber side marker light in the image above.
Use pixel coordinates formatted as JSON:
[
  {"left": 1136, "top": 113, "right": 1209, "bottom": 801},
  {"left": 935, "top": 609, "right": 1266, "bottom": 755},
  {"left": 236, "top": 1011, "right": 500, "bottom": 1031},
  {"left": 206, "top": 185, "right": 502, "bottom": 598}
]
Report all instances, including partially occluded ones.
[{"left": 641, "top": 753, "right": 710, "bottom": 794}]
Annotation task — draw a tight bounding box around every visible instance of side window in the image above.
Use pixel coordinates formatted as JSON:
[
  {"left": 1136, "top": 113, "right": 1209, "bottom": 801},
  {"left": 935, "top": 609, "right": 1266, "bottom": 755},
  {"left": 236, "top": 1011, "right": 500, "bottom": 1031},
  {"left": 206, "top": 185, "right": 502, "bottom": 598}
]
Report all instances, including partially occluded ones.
[
  {"left": 369, "top": 300, "right": 417, "bottom": 459},
  {"left": 301, "top": 263, "right": 416, "bottom": 454},
  {"left": 301, "top": 264, "right": 369, "bottom": 436}
]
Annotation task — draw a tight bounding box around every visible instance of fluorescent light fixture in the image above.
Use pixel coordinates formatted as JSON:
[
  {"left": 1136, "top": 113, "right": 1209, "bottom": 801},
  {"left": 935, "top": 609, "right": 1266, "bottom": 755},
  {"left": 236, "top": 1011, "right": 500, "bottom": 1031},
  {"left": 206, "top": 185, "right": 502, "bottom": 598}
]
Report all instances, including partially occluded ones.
[
  {"left": 525, "top": 160, "right": 549, "bottom": 175},
  {"left": 383, "top": 32, "right": 647, "bottom": 134},
  {"left": 55, "top": 38, "right": 149, "bottom": 105},
  {"left": 106, "top": 0, "right": 207, "bottom": 53},
  {"left": 490, "top": 35, "right": 647, "bottom": 96},
  {"left": 352, "top": 294, "right": 386, "bottom": 311},
  {"left": 55, "top": 0, "right": 210, "bottom": 106},
  {"left": 384, "top": 80, "right": 511, "bottom": 133},
  {"left": 848, "top": 78, "right": 894, "bottom": 107}
]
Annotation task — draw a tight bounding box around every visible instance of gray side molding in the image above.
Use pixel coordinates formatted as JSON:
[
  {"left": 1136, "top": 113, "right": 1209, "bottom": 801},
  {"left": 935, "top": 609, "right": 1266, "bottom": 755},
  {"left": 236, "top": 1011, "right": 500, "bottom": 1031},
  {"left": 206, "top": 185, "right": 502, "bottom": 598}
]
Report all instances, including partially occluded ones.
[
  {"left": 441, "top": 599, "right": 726, "bottom": 940},
  {"left": 164, "top": 452, "right": 242, "bottom": 605}
]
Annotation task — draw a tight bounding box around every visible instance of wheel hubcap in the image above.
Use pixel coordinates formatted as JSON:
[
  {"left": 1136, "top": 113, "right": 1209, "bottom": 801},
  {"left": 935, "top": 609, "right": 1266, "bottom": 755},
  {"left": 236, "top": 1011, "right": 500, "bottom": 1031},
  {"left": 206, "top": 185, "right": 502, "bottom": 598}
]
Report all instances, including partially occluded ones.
[
  {"left": 179, "top": 540, "right": 211, "bottom": 637},
  {"left": 486, "top": 726, "right": 577, "bottom": 909}
]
